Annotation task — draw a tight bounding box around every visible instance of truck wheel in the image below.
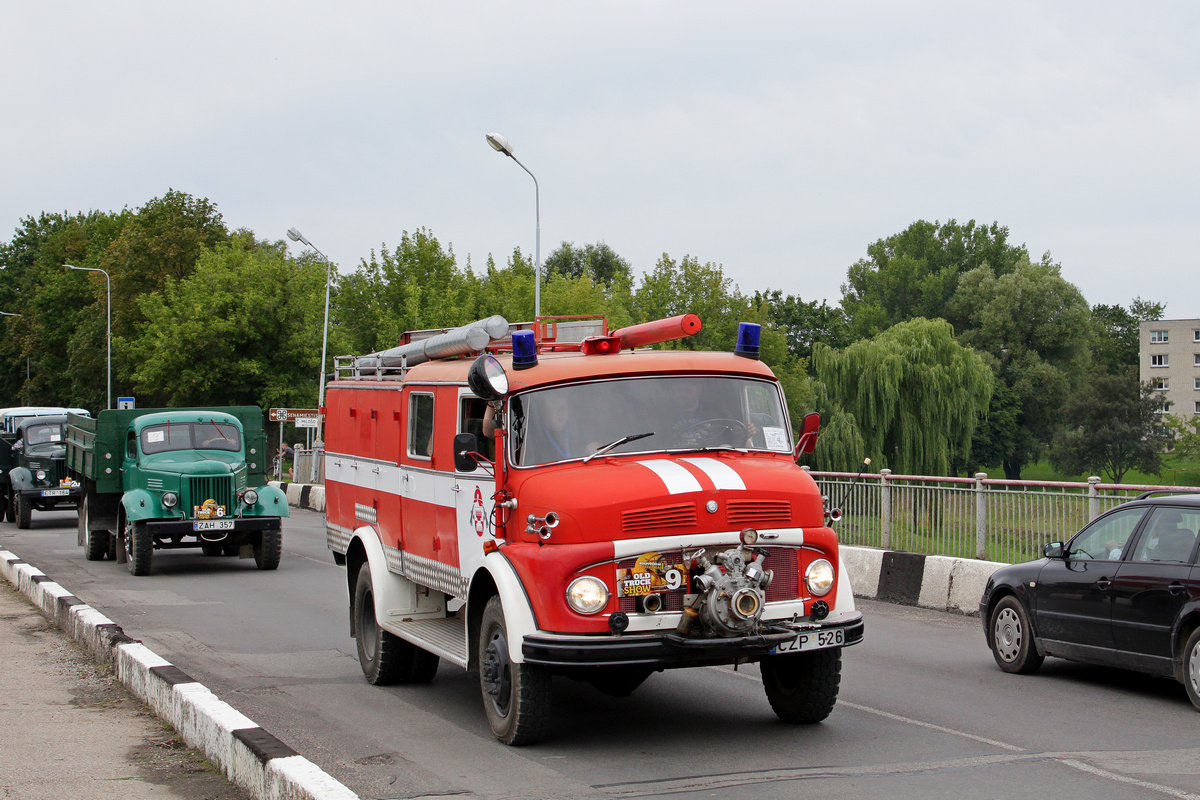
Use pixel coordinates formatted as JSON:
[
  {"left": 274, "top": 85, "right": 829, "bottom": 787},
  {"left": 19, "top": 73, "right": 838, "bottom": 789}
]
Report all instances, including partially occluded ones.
[
  {"left": 253, "top": 530, "right": 282, "bottom": 570},
  {"left": 761, "top": 648, "right": 842, "bottom": 724},
  {"left": 478, "top": 595, "right": 551, "bottom": 745},
  {"left": 201, "top": 542, "right": 224, "bottom": 557},
  {"left": 83, "top": 501, "right": 107, "bottom": 561},
  {"left": 124, "top": 521, "right": 152, "bottom": 576},
  {"left": 4, "top": 489, "right": 14, "bottom": 523},
  {"left": 989, "top": 596, "right": 1044, "bottom": 674},
  {"left": 0, "top": 492, "right": 7, "bottom": 522},
  {"left": 353, "top": 563, "right": 440, "bottom": 685},
  {"left": 16, "top": 493, "right": 31, "bottom": 529},
  {"left": 105, "top": 533, "right": 117, "bottom": 561}
]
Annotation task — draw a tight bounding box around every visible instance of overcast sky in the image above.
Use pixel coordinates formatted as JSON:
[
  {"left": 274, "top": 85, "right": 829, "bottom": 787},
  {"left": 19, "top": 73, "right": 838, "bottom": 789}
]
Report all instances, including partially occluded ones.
[{"left": 3, "top": 2, "right": 1197, "bottom": 316}]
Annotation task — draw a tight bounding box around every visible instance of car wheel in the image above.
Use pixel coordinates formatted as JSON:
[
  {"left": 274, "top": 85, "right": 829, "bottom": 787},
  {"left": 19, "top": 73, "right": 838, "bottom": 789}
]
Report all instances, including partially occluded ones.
[
  {"left": 761, "top": 649, "right": 842, "bottom": 723},
  {"left": 351, "top": 563, "right": 440, "bottom": 685},
  {"left": 1183, "top": 628, "right": 1200, "bottom": 712},
  {"left": 124, "top": 520, "right": 152, "bottom": 576},
  {"left": 15, "top": 493, "right": 31, "bottom": 529},
  {"left": 82, "top": 500, "right": 108, "bottom": 561},
  {"left": 253, "top": 530, "right": 282, "bottom": 570},
  {"left": 989, "top": 596, "right": 1044, "bottom": 674},
  {"left": 478, "top": 595, "right": 550, "bottom": 745}
]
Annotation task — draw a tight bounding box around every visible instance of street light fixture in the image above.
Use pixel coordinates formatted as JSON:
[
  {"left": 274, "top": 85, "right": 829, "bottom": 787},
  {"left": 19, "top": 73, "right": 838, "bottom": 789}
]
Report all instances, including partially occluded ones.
[
  {"left": 486, "top": 132, "right": 541, "bottom": 319},
  {"left": 64, "top": 265, "right": 111, "bottom": 409},
  {"left": 286, "top": 227, "right": 334, "bottom": 480}
]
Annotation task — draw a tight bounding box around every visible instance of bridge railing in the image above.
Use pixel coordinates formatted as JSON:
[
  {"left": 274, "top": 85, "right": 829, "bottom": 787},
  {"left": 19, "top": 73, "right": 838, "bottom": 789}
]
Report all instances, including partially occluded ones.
[{"left": 806, "top": 468, "right": 1200, "bottom": 564}]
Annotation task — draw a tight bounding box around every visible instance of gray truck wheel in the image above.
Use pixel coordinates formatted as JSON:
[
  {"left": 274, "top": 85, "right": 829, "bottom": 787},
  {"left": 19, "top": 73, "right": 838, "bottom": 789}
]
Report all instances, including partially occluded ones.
[
  {"left": 761, "top": 648, "right": 842, "bottom": 724},
  {"left": 16, "top": 493, "right": 31, "bottom": 529},
  {"left": 124, "top": 521, "right": 152, "bottom": 576},
  {"left": 83, "top": 501, "right": 107, "bottom": 561},
  {"left": 479, "top": 595, "right": 551, "bottom": 745},
  {"left": 253, "top": 530, "right": 282, "bottom": 570}
]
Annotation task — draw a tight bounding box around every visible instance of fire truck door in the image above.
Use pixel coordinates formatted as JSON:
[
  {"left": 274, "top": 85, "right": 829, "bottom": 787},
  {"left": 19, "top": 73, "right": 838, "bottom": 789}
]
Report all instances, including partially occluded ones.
[{"left": 455, "top": 391, "right": 498, "bottom": 581}]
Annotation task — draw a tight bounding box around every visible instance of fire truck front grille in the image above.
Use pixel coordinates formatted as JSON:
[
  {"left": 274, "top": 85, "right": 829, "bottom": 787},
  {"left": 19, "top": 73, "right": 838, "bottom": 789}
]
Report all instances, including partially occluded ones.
[
  {"left": 725, "top": 499, "right": 792, "bottom": 527},
  {"left": 187, "top": 476, "right": 235, "bottom": 515},
  {"left": 621, "top": 504, "right": 696, "bottom": 533},
  {"left": 616, "top": 546, "right": 801, "bottom": 612}
]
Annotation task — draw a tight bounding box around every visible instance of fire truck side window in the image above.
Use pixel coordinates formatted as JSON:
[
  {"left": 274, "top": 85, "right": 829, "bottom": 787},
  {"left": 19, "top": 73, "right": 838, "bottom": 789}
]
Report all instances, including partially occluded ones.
[
  {"left": 458, "top": 397, "right": 494, "bottom": 461},
  {"left": 408, "top": 392, "right": 434, "bottom": 459}
]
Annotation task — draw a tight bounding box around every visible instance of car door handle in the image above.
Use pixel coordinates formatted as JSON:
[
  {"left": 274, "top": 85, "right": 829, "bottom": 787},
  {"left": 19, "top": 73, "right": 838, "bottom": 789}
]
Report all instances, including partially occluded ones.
[
  {"left": 1168, "top": 581, "right": 1187, "bottom": 596},
  {"left": 1095, "top": 578, "right": 1111, "bottom": 590}
]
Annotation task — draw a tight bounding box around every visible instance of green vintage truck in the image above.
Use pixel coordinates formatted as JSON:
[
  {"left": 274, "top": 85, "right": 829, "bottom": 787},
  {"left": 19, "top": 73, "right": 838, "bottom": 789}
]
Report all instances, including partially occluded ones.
[
  {"left": 0, "top": 406, "right": 89, "bottom": 522},
  {"left": 66, "top": 406, "right": 289, "bottom": 576}
]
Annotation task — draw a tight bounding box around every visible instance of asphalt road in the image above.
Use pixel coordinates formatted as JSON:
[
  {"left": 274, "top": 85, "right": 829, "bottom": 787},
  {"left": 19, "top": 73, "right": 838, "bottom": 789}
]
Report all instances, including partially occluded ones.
[{"left": 4, "top": 508, "right": 1200, "bottom": 800}]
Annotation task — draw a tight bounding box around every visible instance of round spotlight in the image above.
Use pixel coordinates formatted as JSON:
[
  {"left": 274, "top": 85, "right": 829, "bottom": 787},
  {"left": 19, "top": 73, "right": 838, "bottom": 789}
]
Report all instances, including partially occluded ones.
[
  {"left": 805, "top": 559, "right": 835, "bottom": 596},
  {"left": 566, "top": 576, "right": 609, "bottom": 614}
]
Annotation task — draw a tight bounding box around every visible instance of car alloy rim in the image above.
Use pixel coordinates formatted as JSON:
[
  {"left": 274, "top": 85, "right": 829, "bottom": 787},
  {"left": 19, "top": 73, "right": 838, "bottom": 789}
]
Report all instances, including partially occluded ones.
[
  {"left": 1191, "top": 640, "right": 1200, "bottom": 696},
  {"left": 994, "top": 607, "right": 1022, "bottom": 662}
]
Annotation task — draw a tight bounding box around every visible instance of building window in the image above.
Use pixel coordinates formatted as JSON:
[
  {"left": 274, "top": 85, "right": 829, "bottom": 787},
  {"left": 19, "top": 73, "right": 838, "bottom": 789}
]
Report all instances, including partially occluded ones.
[
  {"left": 1195, "top": 401, "right": 1200, "bottom": 414},
  {"left": 1194, "top": 354, "right": 1200, "bottom": 367},
  {"left": 1155, "top": 425, "right": 1173, "bottom": 436},
  {"left": 1194, "top": 330, "right": 1200, "bottom": 343},
  {"left": 1153, "top": 377, "right": 1170, "bottom": 390},
  {"left": 1152, "top": 354, "right": 1169, "bottom": 367},
  {"left": 1151, "top": 330, "right": 1169, "bottom": 344}
]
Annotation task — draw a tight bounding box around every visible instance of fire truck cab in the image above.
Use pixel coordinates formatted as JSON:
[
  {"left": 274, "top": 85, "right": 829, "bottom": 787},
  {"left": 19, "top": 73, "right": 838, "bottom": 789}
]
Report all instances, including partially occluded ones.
[{"left": 324, "top": 314, "right": 863, "bottom": 745}]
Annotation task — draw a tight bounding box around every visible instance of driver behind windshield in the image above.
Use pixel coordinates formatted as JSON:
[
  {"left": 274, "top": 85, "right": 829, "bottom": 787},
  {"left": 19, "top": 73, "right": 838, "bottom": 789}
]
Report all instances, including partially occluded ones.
[{"left": 669, "top": 379, "right": 757, "bottom": 448}]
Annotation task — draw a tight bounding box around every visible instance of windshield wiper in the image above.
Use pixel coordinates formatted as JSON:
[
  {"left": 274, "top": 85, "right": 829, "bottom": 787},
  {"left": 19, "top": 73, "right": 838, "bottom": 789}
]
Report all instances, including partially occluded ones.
[{"left": 583, "top": 432, "right": 654, "bottom": 463}]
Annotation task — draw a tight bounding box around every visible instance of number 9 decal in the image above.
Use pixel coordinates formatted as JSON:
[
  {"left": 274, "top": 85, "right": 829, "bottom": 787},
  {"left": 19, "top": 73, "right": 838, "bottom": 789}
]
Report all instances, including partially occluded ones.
[{"left": 665, "top": 568, "right": 683, "bottom": 590}]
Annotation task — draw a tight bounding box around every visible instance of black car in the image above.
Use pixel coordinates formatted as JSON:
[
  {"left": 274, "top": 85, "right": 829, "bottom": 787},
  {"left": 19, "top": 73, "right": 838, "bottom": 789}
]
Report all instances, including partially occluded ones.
[{"left": 980, "top": 493, "right": 1200, "bottom": 710}]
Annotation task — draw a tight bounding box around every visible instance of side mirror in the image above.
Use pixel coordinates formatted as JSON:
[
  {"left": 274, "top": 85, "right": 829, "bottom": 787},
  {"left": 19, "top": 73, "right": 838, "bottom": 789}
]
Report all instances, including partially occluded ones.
[
  {"left": 453, "top": 432, "right": 479, "bottom": 473},
  {"left": 1043, "top": 542, "right": 1065, "bottom": 559},
  {"left": 793, "top": 412, "right": 820, "bottom": 457},
  {"left": 467, "top": 354, "right": 509, "bottom": 402}
]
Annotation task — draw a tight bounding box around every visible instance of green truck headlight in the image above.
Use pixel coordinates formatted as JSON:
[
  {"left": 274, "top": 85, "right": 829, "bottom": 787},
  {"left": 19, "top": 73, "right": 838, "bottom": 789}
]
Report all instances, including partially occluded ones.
[
  {"left": 162, "top": 492, "right": 179, "bottom": 508},
  {"left": 242, "top": 489, "right": 259, "bottom": 506}
]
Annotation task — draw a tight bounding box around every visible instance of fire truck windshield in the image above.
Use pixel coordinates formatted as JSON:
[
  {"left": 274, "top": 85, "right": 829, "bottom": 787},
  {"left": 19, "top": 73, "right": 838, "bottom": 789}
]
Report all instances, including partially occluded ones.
[{"left": 509, "top": 375, "right": 792, "bottom": 466}]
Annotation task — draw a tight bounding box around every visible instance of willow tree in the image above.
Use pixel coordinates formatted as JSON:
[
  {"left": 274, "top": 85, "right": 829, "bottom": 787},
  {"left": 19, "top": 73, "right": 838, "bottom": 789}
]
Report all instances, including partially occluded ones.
[{"left": 811, "top": 317, "right": 993, "bottom": 475}]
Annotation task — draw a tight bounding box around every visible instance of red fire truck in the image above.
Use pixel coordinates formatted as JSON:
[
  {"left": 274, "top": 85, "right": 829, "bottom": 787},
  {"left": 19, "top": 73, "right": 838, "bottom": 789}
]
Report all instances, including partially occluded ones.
[{"left": 324, "top": 314, "right": 863, "bottom": 745}]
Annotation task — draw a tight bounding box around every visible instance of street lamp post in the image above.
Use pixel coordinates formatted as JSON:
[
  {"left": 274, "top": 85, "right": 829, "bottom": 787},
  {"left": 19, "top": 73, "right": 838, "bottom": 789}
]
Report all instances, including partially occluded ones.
[
  {"left": 64, "top": 265, "right": 111, "bottom": 409},
  {"left": 286, "top": 227, "right": 333, "bottom": 483},
  {"left": 486, "top": 132, "right": 541, "bottom": 319}
]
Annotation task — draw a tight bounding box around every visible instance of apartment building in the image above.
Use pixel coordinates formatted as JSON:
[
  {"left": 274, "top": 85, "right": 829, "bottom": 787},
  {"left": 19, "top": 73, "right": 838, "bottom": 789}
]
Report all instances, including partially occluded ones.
[{"left": 1140, "top": 319, "right": 1200, "bottom": 419}]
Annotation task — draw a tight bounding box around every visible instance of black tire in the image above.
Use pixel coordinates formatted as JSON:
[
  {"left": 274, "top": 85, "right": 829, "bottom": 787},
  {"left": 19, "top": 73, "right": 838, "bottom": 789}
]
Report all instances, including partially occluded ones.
[
  {"left": 222, "top": 543, "right": 239, "bottom": 556},
  {"left": 0, "top": 491, "right": 7, "bottom": 523},
  {"left": 15, "top": 493, "right": 31, "bottom": 529},
  {"left": 201, "top": 542, "right": 224, "bottom": 557},
  {"left": 253, "top": 530, "right": 282, "bottom": 570},
  {"left": 105, "top": 533, "right": 117, "bottom": 561},
  {"left": 124, "top": 520, "right": 152, "bottom": 576},
  {"left": 4, "top": 489, "right": 14, "bottom": 523},
  {"left": 478, "top": 595, "right": 551, "bottom": 745},
  {"left": 989, "top": 596, "right": 1044, "bottom": 674},
  {"left": 761, "top": 648, "right": 842, "bottom": 724},
  {"left": 1182, "top": 628, "right": 1200, "bottom": 712},
  {"left": 82, "top": 500, "right": 108, "bottom": 561},
  {"left": 352, "top": 564, "right": 440, "bottom": 685}
]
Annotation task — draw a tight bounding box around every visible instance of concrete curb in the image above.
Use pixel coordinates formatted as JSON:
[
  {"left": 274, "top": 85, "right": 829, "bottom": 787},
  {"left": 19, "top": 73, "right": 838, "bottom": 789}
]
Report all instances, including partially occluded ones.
[
  {"left": 841, "top": 545, "right": 1005, "bottom": 615},
  {"left": 0, "top": 550, "right": 358, "bottom": 800},
  {"left": 275, "top": 481, "right": 1000, "bottom": 615}
]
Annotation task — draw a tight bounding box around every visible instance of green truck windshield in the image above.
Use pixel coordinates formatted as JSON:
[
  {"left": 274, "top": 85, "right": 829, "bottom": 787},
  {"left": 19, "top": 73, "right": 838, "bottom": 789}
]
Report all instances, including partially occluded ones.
[{"left": 141, "top": 422, "right": 241, "bottom": 455}]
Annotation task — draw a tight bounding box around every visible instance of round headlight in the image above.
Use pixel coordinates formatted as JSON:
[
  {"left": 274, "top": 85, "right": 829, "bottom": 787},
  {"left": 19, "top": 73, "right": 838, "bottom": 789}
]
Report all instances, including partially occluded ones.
[
  {"left": 243, "top": 489, "right": 259, "bottom": 506},
  {"left": 35, "top": 469, "right": 47, "bottom": 481},
  {"left": 566, "top": 576, "right": 610, "bottom": 615},
  {"left": 805, "top": 558, "right": 835, "bottom": 596},
  {"left": 162, "top": 492, "right": 178, "bottom": 508}
]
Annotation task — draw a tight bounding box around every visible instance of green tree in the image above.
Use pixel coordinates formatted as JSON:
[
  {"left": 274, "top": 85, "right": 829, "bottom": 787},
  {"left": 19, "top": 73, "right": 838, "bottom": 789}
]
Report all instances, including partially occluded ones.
[
  {"left": 949, "top": 257, "right": 1093, "bottom": 478},
  {"left": 543, "top": 241, "right": 632, "bottom": 288},
  {"left": 755, "top": 289, "right": 851, "bottom": 362},
  {"left": 840, "top": 219, "right": 1030, "bottom": 339},
  {"left": 811, "top": 318, "right": 993, "bottom": 474},
  {"left": 1092, "top": 297, "right": 1165, "bottom": 371},
  {"left": 1050, "top": 368, "right": 1169, "bottom": 483},
  {"left": 128, "top": 235, "right": 330, "bottom": 410}
]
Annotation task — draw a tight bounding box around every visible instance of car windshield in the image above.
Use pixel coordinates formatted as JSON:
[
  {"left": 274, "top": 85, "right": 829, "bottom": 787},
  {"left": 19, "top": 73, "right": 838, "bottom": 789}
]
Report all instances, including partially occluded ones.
[
  {"left": 141, "top": 422, "right": 242, "bottom": 454},
  {"left": 508, "top": 375, "right": 791, "bottom": 466},
  {"left": 23, "top": 424, "right": 63, "bottom": 446}
]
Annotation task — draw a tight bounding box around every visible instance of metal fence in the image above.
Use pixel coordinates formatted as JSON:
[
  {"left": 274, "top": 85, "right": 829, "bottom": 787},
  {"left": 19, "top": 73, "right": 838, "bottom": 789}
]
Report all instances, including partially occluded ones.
[{"left": 807, "top": 468, "right": 1200, "bottom": 564}]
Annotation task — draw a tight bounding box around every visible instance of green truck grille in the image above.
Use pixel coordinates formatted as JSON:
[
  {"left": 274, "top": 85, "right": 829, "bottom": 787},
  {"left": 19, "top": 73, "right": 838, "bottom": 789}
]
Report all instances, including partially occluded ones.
[
  {"left": 187, "top": 476, "right": 235, "bottom": 516},
  {"left": 26, "top": 459, "right": 65, "bottom": 485}
]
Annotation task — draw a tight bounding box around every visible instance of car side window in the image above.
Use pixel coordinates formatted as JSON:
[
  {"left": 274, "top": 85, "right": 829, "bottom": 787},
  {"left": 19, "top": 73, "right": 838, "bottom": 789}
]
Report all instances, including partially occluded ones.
[
  {"left": 408, "top": 392, "right": 434, "bottom": 459},
  {"left": 1068, "top": 507, "right": 1148, "bottom": 561},
  {"left": 1130, "top": 507, "right": 1199, "bottom": 564},
  {"left": 459, "top": 396, "right": 494, "bottom": 461}
]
